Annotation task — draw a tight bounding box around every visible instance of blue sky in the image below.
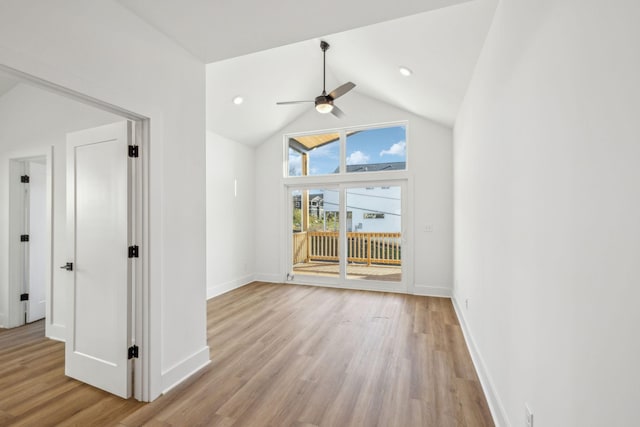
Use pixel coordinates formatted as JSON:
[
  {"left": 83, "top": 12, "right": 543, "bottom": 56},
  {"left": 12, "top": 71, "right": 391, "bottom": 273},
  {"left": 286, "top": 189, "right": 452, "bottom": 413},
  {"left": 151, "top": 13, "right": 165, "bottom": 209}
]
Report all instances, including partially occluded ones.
[{"left": 290, "top": 125, "right": 406, "bottom": 176}]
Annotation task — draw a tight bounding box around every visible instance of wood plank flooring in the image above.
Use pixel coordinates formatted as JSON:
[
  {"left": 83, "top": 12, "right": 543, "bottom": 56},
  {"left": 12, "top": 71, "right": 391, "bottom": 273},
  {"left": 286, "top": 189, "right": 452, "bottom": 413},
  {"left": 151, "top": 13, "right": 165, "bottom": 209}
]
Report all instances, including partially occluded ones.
[{"left": 0, "top": 282, "right": 493, "bottom": 426}]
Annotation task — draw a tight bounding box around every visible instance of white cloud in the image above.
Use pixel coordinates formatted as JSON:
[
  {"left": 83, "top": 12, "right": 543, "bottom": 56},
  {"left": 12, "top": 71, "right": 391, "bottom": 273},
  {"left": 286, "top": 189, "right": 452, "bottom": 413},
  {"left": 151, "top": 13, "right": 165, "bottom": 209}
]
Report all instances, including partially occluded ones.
[
  {"left": 346, "top": 150, "right": 370, "bottom": 165},
  {"left": 380, "top": 140, "right": 406, "bottom": 157}
]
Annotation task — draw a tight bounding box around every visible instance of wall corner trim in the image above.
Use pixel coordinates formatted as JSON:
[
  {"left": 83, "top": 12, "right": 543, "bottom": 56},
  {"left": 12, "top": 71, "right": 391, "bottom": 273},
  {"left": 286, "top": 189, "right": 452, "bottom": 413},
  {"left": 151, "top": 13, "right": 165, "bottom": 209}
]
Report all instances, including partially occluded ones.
[
  {"left": 160, "top": 346, "right": 210, "bottom": 395},
  {"left": 451, "top": 292, "right": 510, "bottom": 427}
]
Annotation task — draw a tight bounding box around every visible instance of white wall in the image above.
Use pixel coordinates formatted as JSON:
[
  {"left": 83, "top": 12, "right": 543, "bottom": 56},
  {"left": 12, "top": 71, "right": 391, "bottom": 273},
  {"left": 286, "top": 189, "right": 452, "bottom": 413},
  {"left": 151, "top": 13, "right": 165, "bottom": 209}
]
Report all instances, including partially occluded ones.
[
  {"left": 255, "top": 92, "right": 453, "bottom": 296},
  {"left": 0, "top": 0, "right": 208, "bottom": 400},
  {"left": 453, "top": 0, "right": 640, "bottom": 425},
  {"left": 206, "top": 131, "right": 256, "bottom": 298},
  {"left": 0, "top": 83, "right": 121, "bottom": 332}
]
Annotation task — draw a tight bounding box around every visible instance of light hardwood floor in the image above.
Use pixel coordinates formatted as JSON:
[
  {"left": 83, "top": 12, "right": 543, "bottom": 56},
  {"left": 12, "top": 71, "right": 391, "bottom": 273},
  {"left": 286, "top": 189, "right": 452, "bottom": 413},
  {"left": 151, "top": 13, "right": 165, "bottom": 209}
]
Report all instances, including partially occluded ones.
[{"left": 0, "top": 282, "right": 493, "bottom": 426}]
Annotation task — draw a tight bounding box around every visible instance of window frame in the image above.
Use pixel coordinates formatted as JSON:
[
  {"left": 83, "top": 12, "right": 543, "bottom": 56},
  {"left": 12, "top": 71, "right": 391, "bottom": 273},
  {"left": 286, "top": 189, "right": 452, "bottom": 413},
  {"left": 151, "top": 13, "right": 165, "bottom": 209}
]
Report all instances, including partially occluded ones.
[{"left": 283, "top": 121, "right": 409, "bottom": 181}]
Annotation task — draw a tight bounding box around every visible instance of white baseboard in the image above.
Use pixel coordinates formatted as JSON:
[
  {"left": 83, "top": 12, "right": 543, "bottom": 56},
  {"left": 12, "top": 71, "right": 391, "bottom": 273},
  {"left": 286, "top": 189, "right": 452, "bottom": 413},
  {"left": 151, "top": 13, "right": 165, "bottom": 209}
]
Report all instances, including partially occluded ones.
[
  {"left": 451, "top": 292, "right": 509, "bottom": 427},
  {"left": 46, "top": 323, "right": 66, "bottom": 342},
  {"left": 252, "top": 276, "right": 452, "bottom": 298},
  {"left": 253, "top": 273, "right": 283, "bottom": 283},
  {"left": 412, "top": 284, "right": 453, "bottom": 298},
  {"left": 161, "top": 346, "right": 210, "bottom": 394},
  {"left": 207, "top": 274, "right": 255, "bottom": 300}
]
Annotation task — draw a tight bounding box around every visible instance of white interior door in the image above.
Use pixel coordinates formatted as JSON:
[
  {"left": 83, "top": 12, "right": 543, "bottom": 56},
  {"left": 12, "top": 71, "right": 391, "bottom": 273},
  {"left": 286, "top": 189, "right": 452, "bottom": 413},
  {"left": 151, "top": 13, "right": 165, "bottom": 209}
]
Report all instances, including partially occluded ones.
[
  {"left": 27, "top": 160, "right": 47, "bottom": 322},
  {"left": 65, "top": 121, "right": 133, "bottom": 399}
]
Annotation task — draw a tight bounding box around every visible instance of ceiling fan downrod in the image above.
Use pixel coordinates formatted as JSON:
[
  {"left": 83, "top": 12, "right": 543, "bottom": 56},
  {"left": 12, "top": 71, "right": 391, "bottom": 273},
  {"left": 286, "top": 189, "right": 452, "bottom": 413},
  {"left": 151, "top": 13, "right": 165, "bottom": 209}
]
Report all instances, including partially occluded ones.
[
  {"left": 275, "top": 39, "right": 354, "bottom": 118},
  {"left": 321, "top": 40, "right": 329, "bottom": 95}
]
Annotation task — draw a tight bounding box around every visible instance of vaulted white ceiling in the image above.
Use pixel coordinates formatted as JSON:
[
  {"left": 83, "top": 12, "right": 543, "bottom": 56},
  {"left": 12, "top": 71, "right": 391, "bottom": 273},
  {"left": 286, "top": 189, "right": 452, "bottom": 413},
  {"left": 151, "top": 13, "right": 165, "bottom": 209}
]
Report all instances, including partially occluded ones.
[
  {"left": 0, "top": 74, "right": 18, "bottom": 98},
  {"left": 207, "top": 0, "right": 497, "bottom": 145},
  {"left": 119, "top": 0, "right": 498, "bottom": 146},
  {"left": 117, "top": 0, "right": 474, "bottom": 63}
]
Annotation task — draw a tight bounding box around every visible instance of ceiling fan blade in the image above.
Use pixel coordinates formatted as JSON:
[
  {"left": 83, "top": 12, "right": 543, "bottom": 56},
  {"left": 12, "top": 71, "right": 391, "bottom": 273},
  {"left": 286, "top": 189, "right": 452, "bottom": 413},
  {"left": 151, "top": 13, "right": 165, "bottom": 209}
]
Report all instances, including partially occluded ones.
[
  {"left": 276, "top": 100, "right": 314, "bottom": 105},
  {"left": 331, "top": 105, "right": 345, "bottom": 118},
  {"left": 328, "top": 82, "right": 356, "bottom": 100}
]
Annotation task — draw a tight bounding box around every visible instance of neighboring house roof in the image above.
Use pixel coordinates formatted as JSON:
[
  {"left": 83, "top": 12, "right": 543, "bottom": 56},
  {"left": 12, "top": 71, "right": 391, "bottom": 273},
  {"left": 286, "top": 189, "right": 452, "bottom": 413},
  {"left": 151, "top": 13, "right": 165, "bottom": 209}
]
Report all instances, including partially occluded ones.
[
  {"left": 335, "top": 162, "right": 406, "bottom": 173},
  {"left": 292, "top": 193, "right": 324, "bottom": 202},
  {"left": 310, "top": 195, "right": 323, "bottom": 205}
]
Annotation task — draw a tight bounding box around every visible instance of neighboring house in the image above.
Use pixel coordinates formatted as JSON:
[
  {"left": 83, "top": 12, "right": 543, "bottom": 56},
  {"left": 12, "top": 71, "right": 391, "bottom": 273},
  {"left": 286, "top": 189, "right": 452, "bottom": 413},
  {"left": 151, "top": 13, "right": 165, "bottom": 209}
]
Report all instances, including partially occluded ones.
[
  {"left": 323, "top": 165, "right": 404, "bottom": 233},
  {"left": 292, "top": 170, "right": 403, "bottom": 234},
  {"left": 344, "top": 161, "right": 406, "bottom": 173}
]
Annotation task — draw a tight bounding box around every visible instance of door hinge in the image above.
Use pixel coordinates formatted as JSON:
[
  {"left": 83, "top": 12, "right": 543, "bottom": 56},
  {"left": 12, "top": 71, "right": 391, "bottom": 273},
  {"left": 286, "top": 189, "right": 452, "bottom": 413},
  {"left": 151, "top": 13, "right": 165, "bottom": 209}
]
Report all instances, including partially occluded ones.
[
  {"left": 128, "top": 345, "right": 139, "bottom": 359},
  {"left": 20, "top": 293, "right": 29, "bottom": 301},
  {"left": 20, "top": 234, "right": 29, "bottom": 242},
  {"left": 20, "top": 175, "right": 30, "bottom": 183},
  {"left": 128, "top": 145, "right": 139, "bottom": 158},
  {"left": 128, "top": 245, "right": 139, "bottom": 258}
]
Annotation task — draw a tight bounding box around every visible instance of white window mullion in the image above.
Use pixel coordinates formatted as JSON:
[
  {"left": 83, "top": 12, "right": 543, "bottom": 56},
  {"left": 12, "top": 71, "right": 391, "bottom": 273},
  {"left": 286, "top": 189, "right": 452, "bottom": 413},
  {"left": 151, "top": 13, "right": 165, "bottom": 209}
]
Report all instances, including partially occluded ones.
[
  {"left": 339, "top": 185, "right": 347, "bottom": 280},
  {"left": 339, "top": 129, "right": 347, "bottom": 174}
]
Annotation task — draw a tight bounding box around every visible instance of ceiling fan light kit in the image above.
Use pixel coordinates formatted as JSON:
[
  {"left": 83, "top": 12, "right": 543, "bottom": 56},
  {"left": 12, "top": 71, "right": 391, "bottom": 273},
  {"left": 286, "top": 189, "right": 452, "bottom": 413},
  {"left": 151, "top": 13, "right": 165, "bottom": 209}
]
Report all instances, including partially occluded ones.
[
  {"left": 277, "top": 40, "right": 355, "bottom": 118},
  {"left": 315, "top": 98, "right": 334, "bottom": 114}
]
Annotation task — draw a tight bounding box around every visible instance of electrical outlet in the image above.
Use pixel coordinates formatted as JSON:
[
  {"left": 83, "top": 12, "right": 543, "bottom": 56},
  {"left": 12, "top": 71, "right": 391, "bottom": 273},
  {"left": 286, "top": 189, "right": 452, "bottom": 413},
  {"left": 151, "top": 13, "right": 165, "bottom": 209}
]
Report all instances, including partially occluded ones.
[
  {"left": 525, "top": 404, "right": 533, "bottom": 427},
  {"left": 465, "top": 299, "right": 469, "bottom": 310},
  {"left": 424, "top": 224, "right": 433, "bottom": 232},
  {"left": 286, "top": 273, "right": 294, "bottom": 281}
]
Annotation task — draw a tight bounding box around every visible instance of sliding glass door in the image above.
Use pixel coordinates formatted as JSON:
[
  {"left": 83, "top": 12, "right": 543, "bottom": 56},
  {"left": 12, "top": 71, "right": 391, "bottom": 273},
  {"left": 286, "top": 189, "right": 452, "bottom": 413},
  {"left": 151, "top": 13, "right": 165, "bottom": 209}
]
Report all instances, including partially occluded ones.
[{"left": 289, "top": 182, "right": 405, "bottom": 290}]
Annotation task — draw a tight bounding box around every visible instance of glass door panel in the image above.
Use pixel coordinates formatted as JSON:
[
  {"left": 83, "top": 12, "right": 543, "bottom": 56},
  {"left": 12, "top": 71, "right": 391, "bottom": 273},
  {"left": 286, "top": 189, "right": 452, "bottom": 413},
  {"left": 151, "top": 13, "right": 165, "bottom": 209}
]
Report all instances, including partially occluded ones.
[
  {"left": 345, "top": 186, "right": 402, "bottom": 282},
  {"left": 291, "top": 188, "right": 340, "bottom": 278}
]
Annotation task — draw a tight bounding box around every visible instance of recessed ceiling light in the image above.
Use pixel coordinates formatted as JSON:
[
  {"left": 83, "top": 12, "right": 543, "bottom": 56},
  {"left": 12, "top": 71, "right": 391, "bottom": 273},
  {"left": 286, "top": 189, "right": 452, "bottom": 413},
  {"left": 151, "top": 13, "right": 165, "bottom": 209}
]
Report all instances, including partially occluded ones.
[
  {"left": 232, "top": 96, "right": 244, "bottom": 105},
  {"left": 398, "top": 66, "right": 413, "bottom": 77}
]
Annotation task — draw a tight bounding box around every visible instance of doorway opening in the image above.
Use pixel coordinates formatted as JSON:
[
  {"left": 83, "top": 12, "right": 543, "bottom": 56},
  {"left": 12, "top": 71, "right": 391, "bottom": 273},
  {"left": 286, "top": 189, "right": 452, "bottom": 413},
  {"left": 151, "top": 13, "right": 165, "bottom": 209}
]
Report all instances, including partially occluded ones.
[
  {"left": 8, "top": 155, "right": 50, "bottom": 327},
  {"left": 0, "top": 63, "right": 150, "bottom": 401}
]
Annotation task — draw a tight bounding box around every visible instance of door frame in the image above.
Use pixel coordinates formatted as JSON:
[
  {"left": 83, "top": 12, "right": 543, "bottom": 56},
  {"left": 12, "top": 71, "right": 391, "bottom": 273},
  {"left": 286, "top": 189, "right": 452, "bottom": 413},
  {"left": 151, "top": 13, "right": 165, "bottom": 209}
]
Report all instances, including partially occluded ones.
[
  {"left": 0, "top": 63, "right": 151, "bottom": 402},
  {"left": 8, "top": 151, "right": 52, "bottom": 328}
]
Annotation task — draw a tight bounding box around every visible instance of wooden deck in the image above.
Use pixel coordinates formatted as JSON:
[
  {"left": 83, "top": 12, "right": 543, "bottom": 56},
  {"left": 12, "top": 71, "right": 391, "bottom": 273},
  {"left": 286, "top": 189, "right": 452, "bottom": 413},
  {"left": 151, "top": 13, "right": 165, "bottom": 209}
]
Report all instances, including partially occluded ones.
[
  {"left": 293, "top": 261, "right": 402, "bottom": 282},
  {"left": 0, "top": 282, "right": 493, "bottom": 426}
]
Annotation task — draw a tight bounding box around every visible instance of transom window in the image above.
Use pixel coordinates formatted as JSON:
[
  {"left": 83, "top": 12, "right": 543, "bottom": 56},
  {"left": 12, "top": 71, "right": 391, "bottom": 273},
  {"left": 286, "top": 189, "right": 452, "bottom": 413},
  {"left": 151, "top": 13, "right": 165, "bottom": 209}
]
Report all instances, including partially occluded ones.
[{"left": 286, "top": 124, "right": 407, "bottom": 177}]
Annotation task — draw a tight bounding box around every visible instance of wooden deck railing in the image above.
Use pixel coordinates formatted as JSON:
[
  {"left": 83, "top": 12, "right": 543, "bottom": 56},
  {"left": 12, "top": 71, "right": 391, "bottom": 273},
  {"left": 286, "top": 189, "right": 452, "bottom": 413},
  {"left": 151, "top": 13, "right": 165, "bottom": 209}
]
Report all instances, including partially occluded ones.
[
  {"left": 292, "top": 231, "right": 308, "bottom": 264},
  {"left": 293, "top": 231, "right": 401, "bottom": 265}
]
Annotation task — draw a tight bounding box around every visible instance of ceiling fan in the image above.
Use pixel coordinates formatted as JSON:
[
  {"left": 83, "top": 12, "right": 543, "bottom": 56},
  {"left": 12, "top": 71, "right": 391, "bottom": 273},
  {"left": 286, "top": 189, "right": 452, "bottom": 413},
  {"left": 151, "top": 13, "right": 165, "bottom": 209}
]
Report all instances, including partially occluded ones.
[{"left": 276, "top": 40, "right": 356, "bottom": 118}]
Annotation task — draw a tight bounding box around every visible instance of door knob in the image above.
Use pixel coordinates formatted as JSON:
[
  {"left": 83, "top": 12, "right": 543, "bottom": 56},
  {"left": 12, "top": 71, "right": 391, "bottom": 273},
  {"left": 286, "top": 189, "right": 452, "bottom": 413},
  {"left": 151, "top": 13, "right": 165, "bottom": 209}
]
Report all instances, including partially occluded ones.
[{"left": 60, "top": 262, "right": 73, "bottom": 271}]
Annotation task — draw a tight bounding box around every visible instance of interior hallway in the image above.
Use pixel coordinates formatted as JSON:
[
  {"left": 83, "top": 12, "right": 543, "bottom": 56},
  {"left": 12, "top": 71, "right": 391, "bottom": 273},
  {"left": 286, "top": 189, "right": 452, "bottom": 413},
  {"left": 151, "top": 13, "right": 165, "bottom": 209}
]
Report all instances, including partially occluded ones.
[{"left": 0, "top": 282, "right": 492, "bottom": 426}]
